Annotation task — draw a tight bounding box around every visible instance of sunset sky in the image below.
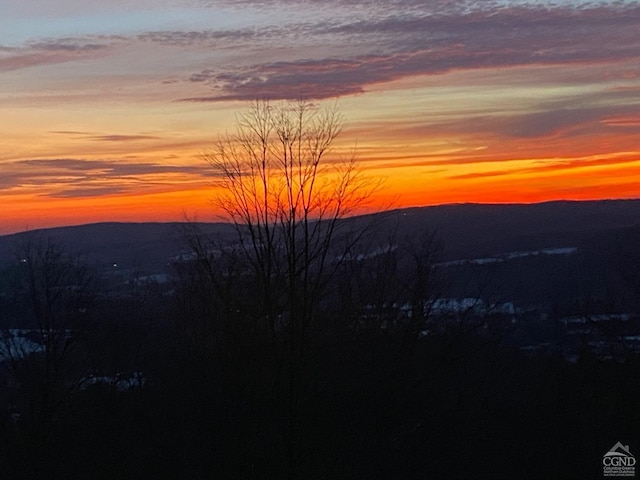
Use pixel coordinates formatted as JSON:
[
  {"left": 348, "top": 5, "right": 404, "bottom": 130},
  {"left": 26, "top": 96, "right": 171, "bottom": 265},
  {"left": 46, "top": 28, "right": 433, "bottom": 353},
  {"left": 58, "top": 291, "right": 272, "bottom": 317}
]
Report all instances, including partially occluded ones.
[{"left": 1, "top": 0, "right": 639, "bottom": 234}]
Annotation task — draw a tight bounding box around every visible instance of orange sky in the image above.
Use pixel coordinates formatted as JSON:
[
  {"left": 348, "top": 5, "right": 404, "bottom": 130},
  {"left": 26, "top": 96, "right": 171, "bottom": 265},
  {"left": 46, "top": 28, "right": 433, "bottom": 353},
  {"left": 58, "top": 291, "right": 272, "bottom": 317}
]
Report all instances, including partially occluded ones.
[{"left": 1, "top": 1, "right": 639, "bottom": 234}]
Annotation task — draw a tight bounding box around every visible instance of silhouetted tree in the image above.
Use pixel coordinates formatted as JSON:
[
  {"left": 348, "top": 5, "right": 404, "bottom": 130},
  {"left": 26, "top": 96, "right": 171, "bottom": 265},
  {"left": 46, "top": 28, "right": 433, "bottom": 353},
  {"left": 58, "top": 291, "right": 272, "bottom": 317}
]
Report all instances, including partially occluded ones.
[
  {"left": 2, "top": 236, "right": 95, "bottom": 476},
  {"left": 202, "top": 100, "right": 377, "bottom": 477}
]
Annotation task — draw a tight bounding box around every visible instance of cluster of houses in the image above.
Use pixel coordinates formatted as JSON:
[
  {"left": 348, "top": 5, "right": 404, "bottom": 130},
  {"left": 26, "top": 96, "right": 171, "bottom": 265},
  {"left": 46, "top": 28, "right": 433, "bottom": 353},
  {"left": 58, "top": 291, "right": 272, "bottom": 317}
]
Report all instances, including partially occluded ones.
[{"left": 355, "top": 296, "right": 640, "bottom": 361}]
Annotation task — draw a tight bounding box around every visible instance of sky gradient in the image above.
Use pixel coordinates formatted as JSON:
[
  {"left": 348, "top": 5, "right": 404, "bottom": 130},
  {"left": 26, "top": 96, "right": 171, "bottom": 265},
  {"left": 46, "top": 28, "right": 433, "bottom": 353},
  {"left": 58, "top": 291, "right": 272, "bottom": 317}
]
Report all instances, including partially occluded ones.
[{"left": 1, "top": 0, "right": 639, "bottom": 234}]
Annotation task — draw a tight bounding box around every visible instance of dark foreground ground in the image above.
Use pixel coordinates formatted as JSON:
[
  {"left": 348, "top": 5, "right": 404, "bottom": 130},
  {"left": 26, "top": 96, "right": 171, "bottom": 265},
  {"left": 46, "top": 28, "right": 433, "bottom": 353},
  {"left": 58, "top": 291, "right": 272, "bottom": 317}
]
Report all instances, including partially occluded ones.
[{"left": 1, "top": 326, "right": 638, "bottom": 480}]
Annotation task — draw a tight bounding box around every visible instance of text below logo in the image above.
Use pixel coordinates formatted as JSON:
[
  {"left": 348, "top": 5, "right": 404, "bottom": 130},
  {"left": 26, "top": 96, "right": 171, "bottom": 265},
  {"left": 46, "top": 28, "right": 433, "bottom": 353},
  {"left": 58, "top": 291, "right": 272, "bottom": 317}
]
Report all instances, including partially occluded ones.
[{"left": 604, "top": 442, "right": 636, "bottom": 478}]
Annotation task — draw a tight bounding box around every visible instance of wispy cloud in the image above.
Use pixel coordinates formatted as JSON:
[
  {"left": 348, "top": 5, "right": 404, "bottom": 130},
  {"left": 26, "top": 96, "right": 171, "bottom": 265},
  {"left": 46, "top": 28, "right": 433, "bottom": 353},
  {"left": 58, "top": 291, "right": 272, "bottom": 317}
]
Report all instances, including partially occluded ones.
[
  {"left": 27, "top": 40, "right": 110, "bottom": 53},
  {"left": 137, "top": 28, "right": 266, "bottom": 47},
  {"left": 177, "top": 4, "right": 640, "bottom": 101},
  {"left": 0, "top": 38, "right": 118, "bottom": 72},
  {"left": 2, "top": 158, "right": 218, "bottom": 198},
  {"left": 47, "top": 186, "right": 131, "bottom": 198},
  {"left": 49, "top": 131, "right": 160, "bottom": 142},
  {"left": 88, "top": 134, "right": 161, "bottom": 142},
  {"left": 601, "top": 115, "right": 640, "bottom": 128},
  {"left": 447, "top": 153, "right": 640, "bottom": 181},
  {"left": 6, "top": 2, "right": 639, "bottom": 100},
  {"left": 17, "top": 158, "right": 215, "bottom": 176}
]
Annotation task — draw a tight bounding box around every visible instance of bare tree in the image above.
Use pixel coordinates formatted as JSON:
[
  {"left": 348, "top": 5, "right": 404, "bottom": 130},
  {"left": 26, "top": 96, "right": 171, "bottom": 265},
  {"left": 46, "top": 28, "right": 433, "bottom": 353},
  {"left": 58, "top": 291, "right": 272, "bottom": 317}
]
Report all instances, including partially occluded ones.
[
  {"left": 0, "top": 237, "right": 96, "bottom": 476},
  {"left": 207, "top": 102, "right": 372, "bottom": 323},
  {"left": 205, "top": 101, "right": 377, "bottom": 337},
  {"left": 8, "top": 238, "right": 93, "bottom": 434},
  {"left": 203, "top": 100, "right": 377, "bottom": 477}
]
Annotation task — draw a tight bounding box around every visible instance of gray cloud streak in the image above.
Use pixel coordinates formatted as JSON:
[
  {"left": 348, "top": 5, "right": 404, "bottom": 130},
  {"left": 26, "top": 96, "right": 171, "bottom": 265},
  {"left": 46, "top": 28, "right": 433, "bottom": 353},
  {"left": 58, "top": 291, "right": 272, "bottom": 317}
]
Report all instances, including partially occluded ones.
[
  {"left": 2, "top": 158, "right": 220, "bottom": 197},
  {"left": 178, "top": 4, "right": 640, "bottom": 101},
  {"left": 0, "top": 38, "right": 119, "bottom": 72}
]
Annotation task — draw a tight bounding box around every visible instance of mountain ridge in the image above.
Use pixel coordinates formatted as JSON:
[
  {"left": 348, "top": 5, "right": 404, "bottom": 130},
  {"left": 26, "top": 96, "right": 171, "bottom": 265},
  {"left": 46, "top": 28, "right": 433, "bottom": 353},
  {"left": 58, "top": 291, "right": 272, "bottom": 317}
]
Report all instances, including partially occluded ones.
[{"left": 1, "top": 198, "right": 639, "bottom": 270}]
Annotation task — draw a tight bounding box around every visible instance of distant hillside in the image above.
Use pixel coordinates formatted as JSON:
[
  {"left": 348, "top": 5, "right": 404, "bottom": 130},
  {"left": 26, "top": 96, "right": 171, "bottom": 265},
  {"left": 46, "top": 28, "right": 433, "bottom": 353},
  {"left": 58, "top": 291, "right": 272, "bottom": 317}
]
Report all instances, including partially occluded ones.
[
  {"left": 1, "top": 199, "right": 639, "bottom": 270},
  {"left": 0, "top": 222, "right": 234, "bottom": 271},
  {"left": 349, "top": 199, "right": 640, "bottom": 260}
]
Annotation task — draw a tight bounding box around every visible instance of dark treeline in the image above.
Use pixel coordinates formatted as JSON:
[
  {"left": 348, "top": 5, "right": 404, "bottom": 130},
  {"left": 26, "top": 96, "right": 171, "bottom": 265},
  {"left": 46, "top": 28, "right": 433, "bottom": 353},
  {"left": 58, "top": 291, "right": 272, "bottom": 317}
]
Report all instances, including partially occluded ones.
[{"left": 0, "top": 230, "right": 638, "bottom": 480}]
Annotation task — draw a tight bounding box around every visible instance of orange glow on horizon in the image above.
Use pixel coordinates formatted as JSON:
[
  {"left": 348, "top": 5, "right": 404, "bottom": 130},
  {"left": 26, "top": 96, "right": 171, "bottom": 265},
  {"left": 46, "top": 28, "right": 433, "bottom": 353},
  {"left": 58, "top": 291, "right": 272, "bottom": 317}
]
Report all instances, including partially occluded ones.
[{"left": 3, "top": 148, "right": 639, "bottom": 235}]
